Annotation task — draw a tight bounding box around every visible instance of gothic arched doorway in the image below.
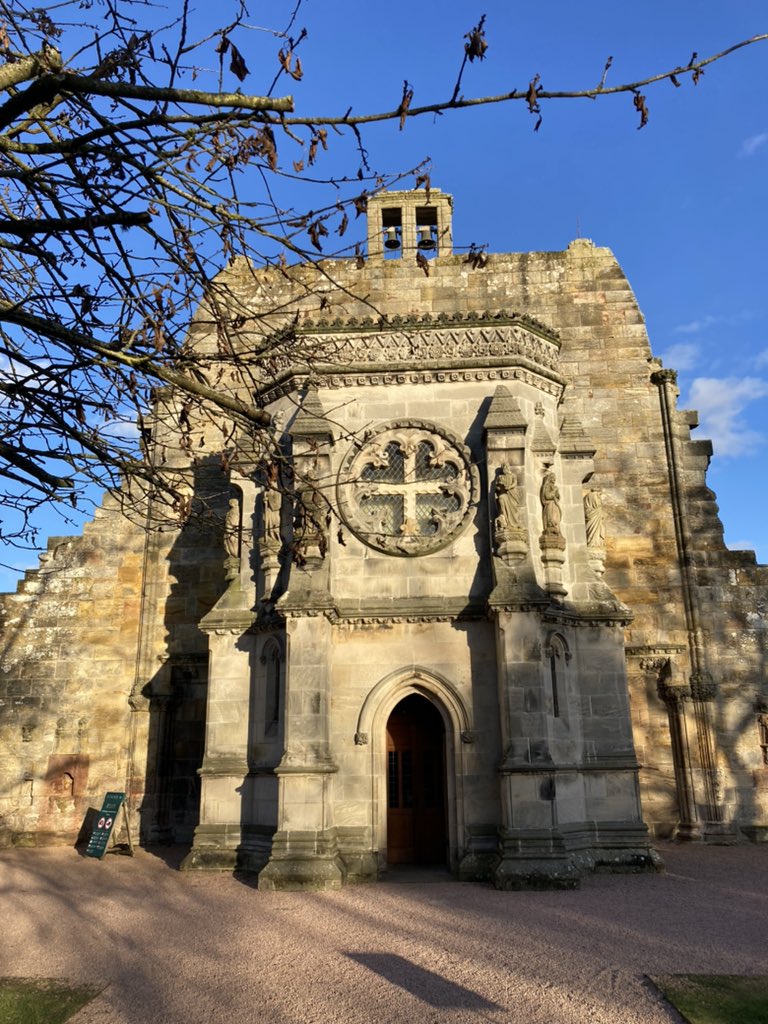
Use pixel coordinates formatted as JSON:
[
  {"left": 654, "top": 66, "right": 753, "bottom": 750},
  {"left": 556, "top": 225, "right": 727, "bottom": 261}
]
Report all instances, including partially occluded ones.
[{"left": 386, "top": 694, "right": 447, "bottom": 865}]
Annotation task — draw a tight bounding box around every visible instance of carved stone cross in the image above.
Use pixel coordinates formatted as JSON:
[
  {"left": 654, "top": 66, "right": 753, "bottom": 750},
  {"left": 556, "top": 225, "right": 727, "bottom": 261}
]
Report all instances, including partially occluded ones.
[
  {"left": 360, "top": 443, "right": 453, "bottom": 536},
  {"left": 338, "top": 423, "right": 475, "bottom": 557}
]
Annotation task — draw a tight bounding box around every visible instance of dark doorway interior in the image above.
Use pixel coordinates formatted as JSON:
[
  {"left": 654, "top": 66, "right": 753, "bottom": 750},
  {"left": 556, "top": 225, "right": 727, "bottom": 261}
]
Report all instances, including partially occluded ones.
[{"left": 386, "top": 694, "right": 447, "bottom": 865}]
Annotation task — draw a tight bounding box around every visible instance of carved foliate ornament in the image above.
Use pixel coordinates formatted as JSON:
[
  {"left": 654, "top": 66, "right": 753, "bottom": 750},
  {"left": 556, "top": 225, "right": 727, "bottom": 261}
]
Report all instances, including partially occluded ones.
[{"left": 337, "top": 421, "right": 478, "bottom": 556}]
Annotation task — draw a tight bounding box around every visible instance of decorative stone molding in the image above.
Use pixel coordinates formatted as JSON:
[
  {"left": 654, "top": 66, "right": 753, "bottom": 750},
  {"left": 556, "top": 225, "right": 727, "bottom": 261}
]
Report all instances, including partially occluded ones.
[
  {"left": 538, "top": 605, "right": 633, "bottom": 628},
  {"left": 337, "top": 420, "right": 478, "bottom": 557},
  {"left": 300, "top": 308, "right": 560, "bottom": 338},
  {"left": 625, "top": 644, "right": 687, "bottom": 659},
  {"left": 657, "top": 682, "right": 691, "bottom": 705},
  {"left": 259, "top": 364, "right": 564, "bottom": 405},
  {"left": 639, "top": 657, "right": 669, "bottom": 673},
  {"left": 690, "top": 671, "right": 717, "bottom": 702},
  {"left": 354, "top": 732, "right": 368, "bottom": 746},
  {"left": 317, "top": 323, "right": 559, "bottom": 370},
  {"left": 650, "top": 368, "right": 678, "bottom": 387}
]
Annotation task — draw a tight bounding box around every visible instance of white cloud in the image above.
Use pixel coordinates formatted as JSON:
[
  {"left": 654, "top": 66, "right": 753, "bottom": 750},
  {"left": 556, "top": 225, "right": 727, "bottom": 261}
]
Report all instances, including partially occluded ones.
[
  {"left": 739, "top": 132, "right": 768, "bottom": 158},
  {"left": 673, "top": 314, "right": 720, "bottom": 335},
  {"left": 673, "top": 309, "right": 755, "bottom": 336},
  {"left": 688, "top": 376, "right": 768, "bottom": 457},
  {"left": 658, "top": 342, "right": 699, "bottom": 371},
  {"left": 100, "top": 419, "right": 140, "bottom": 443},
  {"left": 755, "top": 349, "right": 768, "bottom": 370}
]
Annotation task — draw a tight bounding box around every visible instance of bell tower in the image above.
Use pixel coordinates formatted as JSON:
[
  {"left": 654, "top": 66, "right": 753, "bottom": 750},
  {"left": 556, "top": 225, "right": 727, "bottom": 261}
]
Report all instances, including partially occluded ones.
[{"left": 366, "top": 188, "right": 453, "bottom": 260}]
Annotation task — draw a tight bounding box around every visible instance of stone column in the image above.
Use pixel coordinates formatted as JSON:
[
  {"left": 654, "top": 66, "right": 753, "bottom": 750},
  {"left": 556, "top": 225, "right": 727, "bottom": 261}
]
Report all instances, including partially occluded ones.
[
  {"left": 492, "top": 610, "right": 580, "bottom": 889},
  {"left": 258, "top": 613, "right": 343, "bottom": 890},
  {"left": 651, "top": 369, "right": 733, "bottom": 840},
  {"left": 653, "top": 660, "right": 701, "bottom": 840},
  {"left": 258, "top": 386, "right": 342, "bottom": 889},
  {"left": 180, "top": 623, "right": 255, "bottom": 870},
  {"left": 181, "top": 468, "right": 262, "bottom": 871}
]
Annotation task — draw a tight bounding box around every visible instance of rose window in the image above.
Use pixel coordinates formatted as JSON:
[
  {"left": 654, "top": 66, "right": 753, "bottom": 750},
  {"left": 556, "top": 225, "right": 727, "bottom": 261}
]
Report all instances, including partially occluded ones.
[{"left": 338, "top": 423, "right": 476, "bottom": 556}]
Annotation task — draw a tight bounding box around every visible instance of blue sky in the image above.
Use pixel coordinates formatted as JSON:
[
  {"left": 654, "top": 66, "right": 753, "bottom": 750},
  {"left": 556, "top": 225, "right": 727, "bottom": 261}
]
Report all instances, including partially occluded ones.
[{"left": 1, "top": 1, "right": 766, "bottom": 590}]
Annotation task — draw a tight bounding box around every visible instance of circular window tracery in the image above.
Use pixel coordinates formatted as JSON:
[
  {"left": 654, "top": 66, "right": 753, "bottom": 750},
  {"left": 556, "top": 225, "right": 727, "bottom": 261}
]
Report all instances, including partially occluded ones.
[{"left": 337, "top": 421, "right": 477, "bottom": 556}]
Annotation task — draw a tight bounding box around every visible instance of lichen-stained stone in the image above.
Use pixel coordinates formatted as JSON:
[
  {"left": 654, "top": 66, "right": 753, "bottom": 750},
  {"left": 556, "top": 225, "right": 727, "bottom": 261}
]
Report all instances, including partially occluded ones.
[{"left": 2, "top": 188, "right": 766, "bottom": 881}]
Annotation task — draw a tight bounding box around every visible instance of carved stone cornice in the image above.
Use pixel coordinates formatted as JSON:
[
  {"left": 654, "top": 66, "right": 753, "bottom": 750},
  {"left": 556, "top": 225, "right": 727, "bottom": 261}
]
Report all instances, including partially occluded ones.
[
  {"left": 254, "top": 316, "right": 565, "bottom": 404},
  {"left": 300, "top": 309, "right": 560, "bottom": 341},
  {"left": 259, "top": 364, "right": 565, "bottom": 405},
  {"left": 299, "top": 320, "right": 561, "bottom": 369},
  {"left": 625, "top": 644, "right": 687, "bottom": 658},
  {"left": 540, "top": 605, "right": 633, "bottom": 628}
]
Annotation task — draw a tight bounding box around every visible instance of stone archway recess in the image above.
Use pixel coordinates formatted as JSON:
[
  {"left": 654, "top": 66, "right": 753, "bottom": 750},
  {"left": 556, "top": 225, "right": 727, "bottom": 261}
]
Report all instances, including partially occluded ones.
[{"left": 356, "top": 667, "right": 473, "bottom": 874}]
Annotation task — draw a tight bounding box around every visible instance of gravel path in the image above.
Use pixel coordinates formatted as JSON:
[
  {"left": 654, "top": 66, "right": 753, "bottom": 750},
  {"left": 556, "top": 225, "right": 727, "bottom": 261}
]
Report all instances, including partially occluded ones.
[{"left": 1, "top": 842, "right": 766, "bottom": 1023}]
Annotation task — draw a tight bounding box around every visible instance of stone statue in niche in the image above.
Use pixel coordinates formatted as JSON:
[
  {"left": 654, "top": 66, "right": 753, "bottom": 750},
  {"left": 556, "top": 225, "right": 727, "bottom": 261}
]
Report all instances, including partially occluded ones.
[
  {"left": 540, "top": 472, "right": 562, "bottom": 536},
  {"left": 494, "top": 464, "right": 523, "bottom": 532},
  {"left": 262, "top": 462, "right": 283, "bottom": 553},
  {"left": 295, "top": 465, "right": 327, "bottom": 562},
  {"left": 49, "top": 771, "right": 74, "bottom": 797},
  {"left": 224, "top": 494, "right": 242, "bottom": 581},
  {"left": 584, "top": 488, "right": 606, "bottom": 548},
  {"left": 493, "top": 464, "right": 528, "bottom": 567}
]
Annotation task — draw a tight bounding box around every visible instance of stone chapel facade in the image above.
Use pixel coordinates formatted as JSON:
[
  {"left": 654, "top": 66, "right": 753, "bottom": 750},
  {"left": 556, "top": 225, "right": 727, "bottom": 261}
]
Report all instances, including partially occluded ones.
[{"left": 1, "top": 189, "right": 767, "bottom": 889}]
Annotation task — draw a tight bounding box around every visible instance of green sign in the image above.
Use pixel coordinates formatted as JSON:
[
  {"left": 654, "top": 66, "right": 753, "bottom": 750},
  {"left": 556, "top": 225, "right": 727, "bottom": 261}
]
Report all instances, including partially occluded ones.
[{"left": 85, "top": 792, "right": 126, "bottom": 859}]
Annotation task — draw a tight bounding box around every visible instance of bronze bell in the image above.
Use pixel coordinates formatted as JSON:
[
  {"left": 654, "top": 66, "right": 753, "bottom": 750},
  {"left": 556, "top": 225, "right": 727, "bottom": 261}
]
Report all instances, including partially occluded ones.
[
  {"left": 417, "top": 224, "right": 436, "bottom": 250},
  {"left": 383, "top": 226, "right": 401, "bottom": 249}
]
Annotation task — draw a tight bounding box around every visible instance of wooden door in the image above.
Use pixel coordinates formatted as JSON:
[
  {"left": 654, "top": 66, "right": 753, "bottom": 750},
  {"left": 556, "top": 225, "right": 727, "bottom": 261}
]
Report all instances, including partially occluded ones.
[{"left": 386, "top": 695, "right": 447, "bottom": 865}]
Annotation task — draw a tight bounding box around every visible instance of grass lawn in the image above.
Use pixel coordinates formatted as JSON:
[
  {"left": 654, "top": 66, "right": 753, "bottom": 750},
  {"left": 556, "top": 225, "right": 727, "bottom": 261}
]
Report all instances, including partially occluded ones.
[
  {"left": 0, "top": 977, "right": 102, "bottom": 1024},
  {"left": 650, "top": 975, "right": 768, "bottom": 1024}
]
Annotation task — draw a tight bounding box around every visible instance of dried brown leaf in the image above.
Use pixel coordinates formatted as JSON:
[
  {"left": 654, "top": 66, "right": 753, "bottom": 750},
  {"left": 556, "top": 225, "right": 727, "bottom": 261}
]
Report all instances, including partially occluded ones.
[
  {"left": 308, "top": 219, "right": 329, "bottom": 252},
  {"left": 464, "top": 16, "right": 488, "bottom": 62},
  {"left": 526, "top": 74, "right": 541, "bottom": 115},
  {"left": 397, "top": 80, "right": 414, "bottom": 131},
  {"left": 229, "top": 43, "right": 249, "bottom": 82},
  {"left": 633, "top": 91, "right": 649, "bottom": 129},
  {"left": 415, "top": 172, "right": 431, "bottom": 204}
]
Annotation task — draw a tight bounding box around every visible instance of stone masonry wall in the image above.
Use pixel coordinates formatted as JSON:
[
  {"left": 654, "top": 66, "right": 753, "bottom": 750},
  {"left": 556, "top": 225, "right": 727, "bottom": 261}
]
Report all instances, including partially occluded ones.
[{"left": 0, "top": 493, "right": 145, "bottom": 845}]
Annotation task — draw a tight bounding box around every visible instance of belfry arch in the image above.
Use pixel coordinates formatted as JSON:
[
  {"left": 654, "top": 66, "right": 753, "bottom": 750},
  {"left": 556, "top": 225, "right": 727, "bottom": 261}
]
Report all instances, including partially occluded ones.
[{"left": 356, "top": 667, "right": 472, "bottom": 872}]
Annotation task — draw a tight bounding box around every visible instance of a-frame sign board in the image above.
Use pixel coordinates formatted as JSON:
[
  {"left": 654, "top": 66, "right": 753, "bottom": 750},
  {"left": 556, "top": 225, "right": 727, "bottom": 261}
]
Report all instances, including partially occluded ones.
[{"left": 84, "top": 792, "right": 134, "bottom": 858}]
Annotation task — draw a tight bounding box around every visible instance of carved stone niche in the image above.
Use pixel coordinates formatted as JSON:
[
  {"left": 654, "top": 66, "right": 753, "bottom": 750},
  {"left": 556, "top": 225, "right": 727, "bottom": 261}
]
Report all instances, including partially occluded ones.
[{"left": 337, "top": 420, "right": 478, "bottom": 557}]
